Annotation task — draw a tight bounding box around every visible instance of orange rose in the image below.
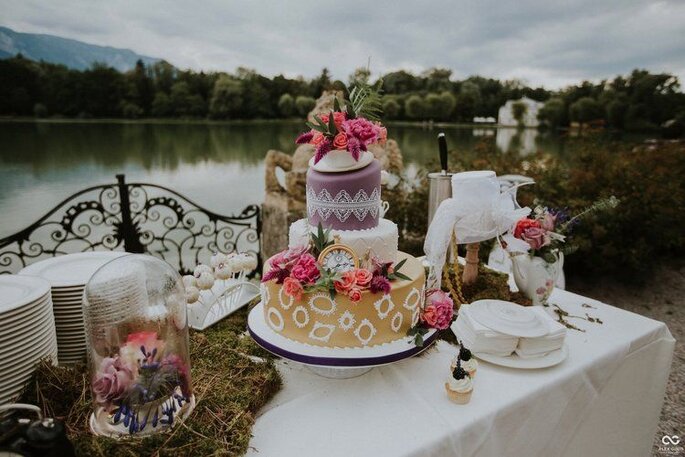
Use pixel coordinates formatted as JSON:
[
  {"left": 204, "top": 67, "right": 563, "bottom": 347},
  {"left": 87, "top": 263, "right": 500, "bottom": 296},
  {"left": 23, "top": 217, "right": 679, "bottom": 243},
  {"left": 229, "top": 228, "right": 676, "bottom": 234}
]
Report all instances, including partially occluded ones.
[
  {"left": 354, "top": 268, "right": 373, "bottom": 288},
  {"left": 332, "top": 133, "right": 348, "bottom": 150},
  {"left": 378, "top": 126, "right": 387, "bottom": 145},
  {"left": 334, "top": 270, "right": 356, "bottom": 294},
  {"left": 283, "top": 277, "right": 304, "bottom": 301},
  {"left": 310, "top": 132, "right": 325, "bottom": 146},
  {"left": 347, "top": 286, "right": 363, "bottom": 303}
]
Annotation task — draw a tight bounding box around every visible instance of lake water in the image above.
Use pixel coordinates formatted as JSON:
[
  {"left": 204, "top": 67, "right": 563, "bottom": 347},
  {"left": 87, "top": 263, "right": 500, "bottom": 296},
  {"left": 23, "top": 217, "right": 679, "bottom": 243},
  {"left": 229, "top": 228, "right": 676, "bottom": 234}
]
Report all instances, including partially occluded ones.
[{"left": 0, "top": 120, "right": 567, "bottom": 237}]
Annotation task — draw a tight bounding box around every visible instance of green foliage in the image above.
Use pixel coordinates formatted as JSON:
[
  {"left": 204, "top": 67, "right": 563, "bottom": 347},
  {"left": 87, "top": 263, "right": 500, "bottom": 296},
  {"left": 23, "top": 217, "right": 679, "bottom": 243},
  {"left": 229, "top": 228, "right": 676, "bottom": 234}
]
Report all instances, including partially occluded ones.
[
  {"left": 151, "top": 91, "right": 173, "bottom": 117},
  {"left": 310, "top": 222, "right": 333, "bottom": 257},
  {"left": 209, "top": 75, "right": 243, "bottom": 119},
  {"left": 538, "top": 97, "right": 566, "bottom": 129},
  {"left": 382, "top": 96, "right": 402, "bottom": 119},
  {"left": 295, "top": 95, "right": 316, "bottom": 117},
  {"left": 404, "top": 94, "right": 426, "bottom": 119},
  {"left": 511, "top": 101, "right": 527, "bottom": 126},
  {"left": 277, "top": 93, "right": 295, "bottom": 117},
  {"left": 570, "top": 96, "right": 603, "bottom": 123},
  {"left": 347, "top": 80, "right": 384, "bottom": 121},
  {"left": 120, "top": 101, "right": 143, "bottom": 119},
  {"left": 33, "top": 103, "right": 47, "bottom": 118}
]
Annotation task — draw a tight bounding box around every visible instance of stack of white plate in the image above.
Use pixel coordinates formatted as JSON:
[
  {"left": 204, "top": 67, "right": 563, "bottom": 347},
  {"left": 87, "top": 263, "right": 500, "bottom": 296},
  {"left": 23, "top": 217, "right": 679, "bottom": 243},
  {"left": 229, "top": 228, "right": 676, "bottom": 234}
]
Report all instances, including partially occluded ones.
[
  {"left": 19, "top": 251, "right": 127, "bottom": 364},
  {"left": 0, "top": 275, "right": 58, "bottom": 404}
]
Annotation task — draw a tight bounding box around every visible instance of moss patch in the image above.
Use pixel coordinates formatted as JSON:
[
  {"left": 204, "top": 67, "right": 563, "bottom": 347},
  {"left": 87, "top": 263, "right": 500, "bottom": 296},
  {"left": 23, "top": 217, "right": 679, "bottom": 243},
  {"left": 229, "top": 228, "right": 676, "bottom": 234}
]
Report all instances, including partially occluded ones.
[{"left": 19, "top": 305, "right": 281, "bottom": 457}]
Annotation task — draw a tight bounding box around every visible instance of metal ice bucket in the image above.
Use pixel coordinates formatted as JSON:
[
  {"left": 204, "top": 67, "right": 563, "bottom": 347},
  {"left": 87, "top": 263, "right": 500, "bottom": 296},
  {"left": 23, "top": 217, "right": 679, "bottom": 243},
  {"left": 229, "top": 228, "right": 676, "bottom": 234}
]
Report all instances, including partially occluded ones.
[{"left": 427, "top": 172, "right": 454, "bottom": 226}]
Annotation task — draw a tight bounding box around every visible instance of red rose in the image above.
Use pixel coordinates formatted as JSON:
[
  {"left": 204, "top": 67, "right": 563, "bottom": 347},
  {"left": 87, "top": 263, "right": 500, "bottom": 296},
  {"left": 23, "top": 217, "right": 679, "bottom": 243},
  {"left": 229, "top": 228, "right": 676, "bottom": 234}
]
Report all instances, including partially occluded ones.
[{"left": 513, "top": 218, "right": 541, "bottom": 239}]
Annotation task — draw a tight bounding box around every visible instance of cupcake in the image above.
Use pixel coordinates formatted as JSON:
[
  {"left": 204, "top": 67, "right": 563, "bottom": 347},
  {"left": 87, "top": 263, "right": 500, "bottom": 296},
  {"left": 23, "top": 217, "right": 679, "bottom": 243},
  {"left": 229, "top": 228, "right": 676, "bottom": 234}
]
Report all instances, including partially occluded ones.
[
  {"left": 451, "top": 346, "right": 478, "bottom": 378},
  {"left": 445, "top": 363, "right": 473, "bottom": 404}
]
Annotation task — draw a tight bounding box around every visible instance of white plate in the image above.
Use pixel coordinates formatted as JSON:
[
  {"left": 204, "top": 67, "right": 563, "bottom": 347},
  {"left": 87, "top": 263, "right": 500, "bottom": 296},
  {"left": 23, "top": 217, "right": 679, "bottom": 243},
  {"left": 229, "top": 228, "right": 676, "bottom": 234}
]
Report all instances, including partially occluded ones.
[
  {"left": 0, "top": 276, "right": 51, "bottom": 315},
  {"left": 0, "top": 324, "right": 55, "bottom": 360},
  {"left": 0, "top": 296, "right": 51, "bottom": 326},
  {"left": 469, "top": 300, "right": 549, "bottom": 338},
  {"left": 475, "top": 344, "right": 568, "bottom": 369},
  {"left": 0, "top": 305, "right": 54, "bottom": 344},
  {"left": 19, "top": 251, "right": 127, "bottom": 287}
]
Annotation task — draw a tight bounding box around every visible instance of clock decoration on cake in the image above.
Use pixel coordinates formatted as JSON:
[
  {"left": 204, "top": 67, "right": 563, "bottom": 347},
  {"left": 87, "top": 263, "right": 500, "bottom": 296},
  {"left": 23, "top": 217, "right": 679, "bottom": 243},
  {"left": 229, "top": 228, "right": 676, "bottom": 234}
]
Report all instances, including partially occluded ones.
[{"left": 318, "top": 235, "right": 358, "bottom": 273}]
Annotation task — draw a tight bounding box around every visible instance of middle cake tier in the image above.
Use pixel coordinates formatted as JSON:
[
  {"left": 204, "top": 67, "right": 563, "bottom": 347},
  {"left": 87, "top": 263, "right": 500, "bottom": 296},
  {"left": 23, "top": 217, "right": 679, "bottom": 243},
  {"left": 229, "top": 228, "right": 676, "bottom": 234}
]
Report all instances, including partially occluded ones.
[
  {"left": 289, "top": 218, "right": 398, "bottom": 264},
  {"left": 306, "top": 159, "right": 381, "bottom": 230}
]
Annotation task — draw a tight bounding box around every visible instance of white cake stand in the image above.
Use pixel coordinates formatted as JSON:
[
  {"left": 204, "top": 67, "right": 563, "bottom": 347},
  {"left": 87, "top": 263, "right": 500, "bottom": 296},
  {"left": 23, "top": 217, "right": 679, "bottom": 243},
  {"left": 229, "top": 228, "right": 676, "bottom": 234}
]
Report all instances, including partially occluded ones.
[{"left": 248, "top": 302, "right": 438, "bottom": 379}]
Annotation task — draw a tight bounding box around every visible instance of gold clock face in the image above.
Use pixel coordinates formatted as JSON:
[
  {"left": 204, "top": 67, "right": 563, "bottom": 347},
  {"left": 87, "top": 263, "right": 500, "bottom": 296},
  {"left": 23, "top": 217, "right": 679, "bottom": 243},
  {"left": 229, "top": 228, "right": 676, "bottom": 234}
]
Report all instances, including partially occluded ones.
[{"left": 318, "top": 244, "right": 358, "bottom": 273}]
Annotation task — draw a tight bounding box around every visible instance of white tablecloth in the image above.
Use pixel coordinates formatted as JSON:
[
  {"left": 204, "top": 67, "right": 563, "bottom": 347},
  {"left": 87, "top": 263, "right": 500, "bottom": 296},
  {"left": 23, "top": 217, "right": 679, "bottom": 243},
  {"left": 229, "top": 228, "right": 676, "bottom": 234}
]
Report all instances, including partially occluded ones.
[{"left": 247, "top": 289, "right": 675, "bottom": 457}]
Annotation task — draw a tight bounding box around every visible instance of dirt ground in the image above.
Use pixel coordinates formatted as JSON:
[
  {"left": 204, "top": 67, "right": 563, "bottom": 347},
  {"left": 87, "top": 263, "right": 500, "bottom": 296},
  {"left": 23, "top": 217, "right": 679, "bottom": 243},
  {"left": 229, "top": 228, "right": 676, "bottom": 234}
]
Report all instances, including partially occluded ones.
[{"left": 567, "top": 260, "right": 684, "bottom": 456}]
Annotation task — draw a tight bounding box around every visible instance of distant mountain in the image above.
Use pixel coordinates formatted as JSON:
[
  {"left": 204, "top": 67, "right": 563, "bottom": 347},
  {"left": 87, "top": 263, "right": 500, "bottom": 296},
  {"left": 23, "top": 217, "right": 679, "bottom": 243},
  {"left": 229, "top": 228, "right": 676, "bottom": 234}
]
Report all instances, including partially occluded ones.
[{"left": 0, "top": 26, "right": 161, "bottom": 71}]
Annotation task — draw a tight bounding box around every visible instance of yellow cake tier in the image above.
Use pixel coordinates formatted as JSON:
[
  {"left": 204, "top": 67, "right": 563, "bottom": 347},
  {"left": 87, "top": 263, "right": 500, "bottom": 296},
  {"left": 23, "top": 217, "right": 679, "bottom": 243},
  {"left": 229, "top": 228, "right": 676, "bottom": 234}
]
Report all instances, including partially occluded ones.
[{"left": 261, "top": 252, "right": 425, "bottom": 348}]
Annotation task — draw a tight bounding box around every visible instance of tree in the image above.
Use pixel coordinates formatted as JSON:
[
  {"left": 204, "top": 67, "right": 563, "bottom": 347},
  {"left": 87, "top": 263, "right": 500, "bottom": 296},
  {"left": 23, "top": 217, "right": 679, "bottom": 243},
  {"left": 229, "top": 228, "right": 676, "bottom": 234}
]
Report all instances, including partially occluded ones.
[
  {"left": 404, "top": 95, "right": 426, "bottom": 120},
  {"left": 349, "top": 67, "right": 371, "bottom": 87},
  {"left": 209, "top": 76, "right": 243, "bottom": 119},
  {"left": 130, "top": 59, "right": 154, "bottom": 114},
  {"left": 511, "top": 101, "right": 527, "bottom": 127},
  {"left": 438, "top": 91, "right": 456, "bottom": 119},
  {"left": 151, "top": 92, "right": 173, "bottom": 117},
  {"left": 569, "top": 97, "right": 604, "bottom": 123},
  {"left": 538, "top": 97, "right": 566, "bottom": 129},
  {"left": 295, "top": 95, "right": 316, "bottom": 117},
  {"left": 382, "top": 96, "right": 402, "bottom": 119},
  {"left": 170, "top": 81, "right": 194, "bottom": 116},
  {"left": 606, "top": 99, "right": 628, "bottom": 129},
  {"left": 423, "top": 68, "right": 452, "bottom": 92},
  {"left": 425, "top": 92, "right": 456, "bottom": 120},
  {"left": 278, "top": 93, "right": 295, "bottom": 117}
]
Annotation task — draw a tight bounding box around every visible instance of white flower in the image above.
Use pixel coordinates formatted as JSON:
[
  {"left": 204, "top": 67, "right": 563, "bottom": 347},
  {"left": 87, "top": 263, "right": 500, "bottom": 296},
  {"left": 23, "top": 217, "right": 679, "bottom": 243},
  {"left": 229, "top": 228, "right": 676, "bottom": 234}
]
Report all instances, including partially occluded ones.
[
  {"left": 193, "top": 264, "right": 212, "bottom": 278},
  {"left": 214, "top": 265, "right": 233, "bottom": 280},
  {"left": 196, "top": 272, "right": 215, "bottom": 290},
  {"left": 185, "top": 286, "right": 200, "bottom": 303},
  {"left": 210, "top": 253, "right": 228, "bottom": 268},
  {"left": 182, "top": 275, "right": 197, "bottom": 288}
]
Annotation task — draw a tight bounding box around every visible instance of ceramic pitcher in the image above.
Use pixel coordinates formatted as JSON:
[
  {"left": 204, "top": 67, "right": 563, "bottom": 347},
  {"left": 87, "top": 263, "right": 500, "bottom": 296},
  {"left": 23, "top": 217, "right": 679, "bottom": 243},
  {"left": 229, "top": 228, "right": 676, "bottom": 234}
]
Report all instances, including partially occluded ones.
[{"left": 511, "top": 252, "right": 564, "bottom": 306}]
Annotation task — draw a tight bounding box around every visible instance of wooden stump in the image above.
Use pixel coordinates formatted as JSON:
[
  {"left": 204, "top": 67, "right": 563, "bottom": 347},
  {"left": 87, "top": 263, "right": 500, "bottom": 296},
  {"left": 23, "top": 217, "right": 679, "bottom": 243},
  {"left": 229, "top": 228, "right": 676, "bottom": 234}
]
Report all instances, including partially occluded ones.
[{"left": 462, "top": 242, "right": 480, "bottom": 285}]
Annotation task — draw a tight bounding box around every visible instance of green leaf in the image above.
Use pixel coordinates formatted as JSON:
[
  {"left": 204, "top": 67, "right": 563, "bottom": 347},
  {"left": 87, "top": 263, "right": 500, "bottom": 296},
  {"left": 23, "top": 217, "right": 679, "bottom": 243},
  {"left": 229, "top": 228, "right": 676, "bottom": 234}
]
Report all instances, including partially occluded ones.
[
  {"left": 306, "top": 122, "right": 327, "bottom": 133},
  {"left": 394, "top": 258, "right": 407, "bottom": 272},
  {"left": 394, "top": 272, "right": 411, "bottom": 281},
  {"left": 415, "top": 334, "right": 424, "bottom": 347},
  {"left": 333, "top": 97, "right": 341, "bottom": 112},
  {"left": 328, "top": 111, "right": 337, "bottom": 136}
]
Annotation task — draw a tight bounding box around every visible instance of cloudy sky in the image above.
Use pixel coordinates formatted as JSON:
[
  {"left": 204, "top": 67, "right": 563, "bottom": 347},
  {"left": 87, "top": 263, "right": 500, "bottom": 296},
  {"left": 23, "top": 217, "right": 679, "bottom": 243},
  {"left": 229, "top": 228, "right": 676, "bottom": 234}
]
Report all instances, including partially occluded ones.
[{"left": 2, "top": 0, "right": 684, "bottom": 88}]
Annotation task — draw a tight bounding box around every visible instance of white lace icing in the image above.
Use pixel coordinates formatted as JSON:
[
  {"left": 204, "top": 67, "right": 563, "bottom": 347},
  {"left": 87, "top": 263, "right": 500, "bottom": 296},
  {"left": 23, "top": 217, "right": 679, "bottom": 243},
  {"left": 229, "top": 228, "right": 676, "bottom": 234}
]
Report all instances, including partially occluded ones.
[
  {"left": 373, "top": 295, "right": 395, "bottom": 320},
  {"left": 260, "top": 283, "right": 271, "bottom": 304},
  {"left": 338, "top": 310, "right": 356, "bottom": 331},
  {"left": 354, "top": 319, "right": 377, "bottom": 346},
  {"left": 292, "top": 305, "right": 309, "bottom": 328},
  {"left": 448, "top": 376, "right": 473, "bottom": 393},
  {"left": 391, "top": 311, "right": 403, "bottom": 332},
  {"left": 402, "top": 288, "right": 421, "bottom": 311},
  {"left": 309, "top": 322, "right": 336, "bottom": 342},
  {"left": 307, "top": 187, "right": 381, "bottom": 223},
  {"left": 267, "top": 307, "right": 284, "bottom": 332},
  {"left": 278, "top": 287, "right": 294, "bottom": 310},
  {"left": 309, "top": 293, "right": 337, "bottom": 316}
]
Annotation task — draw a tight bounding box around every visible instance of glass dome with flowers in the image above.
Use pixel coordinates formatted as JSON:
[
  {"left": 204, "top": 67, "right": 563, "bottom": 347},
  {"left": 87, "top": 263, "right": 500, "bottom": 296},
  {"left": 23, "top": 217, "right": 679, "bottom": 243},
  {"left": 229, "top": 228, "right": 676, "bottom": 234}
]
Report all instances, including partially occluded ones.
[{"left": 83, "top": 254, "right": 195, "bottom": 437}]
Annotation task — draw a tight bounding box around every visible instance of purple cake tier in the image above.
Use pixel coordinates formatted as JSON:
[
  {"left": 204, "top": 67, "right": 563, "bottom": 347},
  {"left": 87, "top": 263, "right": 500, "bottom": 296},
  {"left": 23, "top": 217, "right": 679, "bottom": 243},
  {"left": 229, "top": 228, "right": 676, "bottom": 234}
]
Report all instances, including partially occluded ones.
[{"left": 306, "top": 159, "right": 381, "bottom": 230}]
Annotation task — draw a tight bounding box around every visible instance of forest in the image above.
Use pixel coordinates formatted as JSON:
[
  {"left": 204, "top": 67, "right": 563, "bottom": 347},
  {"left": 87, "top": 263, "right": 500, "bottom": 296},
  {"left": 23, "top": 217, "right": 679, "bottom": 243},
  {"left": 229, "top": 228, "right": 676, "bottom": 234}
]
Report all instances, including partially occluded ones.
[{"left": 1, "top": 55, "right": 684, "bottom": 134}]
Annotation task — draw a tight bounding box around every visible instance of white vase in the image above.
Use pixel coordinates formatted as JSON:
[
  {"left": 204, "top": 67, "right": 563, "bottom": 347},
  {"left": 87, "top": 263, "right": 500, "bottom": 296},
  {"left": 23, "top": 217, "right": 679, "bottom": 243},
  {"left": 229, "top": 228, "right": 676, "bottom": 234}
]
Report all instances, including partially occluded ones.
[{"left": 511, "top": 252, "right": 564, "bottom": 306}]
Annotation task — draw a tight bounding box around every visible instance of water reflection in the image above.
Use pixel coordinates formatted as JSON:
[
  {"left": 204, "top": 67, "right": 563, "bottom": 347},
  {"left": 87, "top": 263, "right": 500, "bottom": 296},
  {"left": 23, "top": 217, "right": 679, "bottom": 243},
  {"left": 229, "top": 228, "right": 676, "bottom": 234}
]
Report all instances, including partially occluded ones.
[{"left": 0, "top": 121, "right": 565, "bottom": 236}]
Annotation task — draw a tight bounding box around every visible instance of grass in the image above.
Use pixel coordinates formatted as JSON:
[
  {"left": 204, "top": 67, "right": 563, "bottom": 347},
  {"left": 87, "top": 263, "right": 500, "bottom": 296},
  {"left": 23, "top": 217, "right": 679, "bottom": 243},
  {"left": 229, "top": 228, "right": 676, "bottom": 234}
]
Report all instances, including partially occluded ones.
[{"left": 19, "top": 304, "right": 282, "bottom": 457}]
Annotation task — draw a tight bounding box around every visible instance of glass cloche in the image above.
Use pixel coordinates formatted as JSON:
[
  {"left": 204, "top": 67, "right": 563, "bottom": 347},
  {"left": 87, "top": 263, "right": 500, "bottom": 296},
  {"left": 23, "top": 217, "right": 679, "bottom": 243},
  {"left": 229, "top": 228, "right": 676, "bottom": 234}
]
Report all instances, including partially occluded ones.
[{"left": 83, "top": 254, "right": 195, "bottom": 437}]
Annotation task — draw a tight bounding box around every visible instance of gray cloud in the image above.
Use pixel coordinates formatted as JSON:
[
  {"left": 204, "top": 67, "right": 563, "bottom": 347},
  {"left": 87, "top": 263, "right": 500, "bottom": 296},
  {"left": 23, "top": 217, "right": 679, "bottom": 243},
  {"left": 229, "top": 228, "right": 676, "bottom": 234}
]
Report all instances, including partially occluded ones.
[{"left": 1, "top": 0, "right": 684, "bottom": 88}]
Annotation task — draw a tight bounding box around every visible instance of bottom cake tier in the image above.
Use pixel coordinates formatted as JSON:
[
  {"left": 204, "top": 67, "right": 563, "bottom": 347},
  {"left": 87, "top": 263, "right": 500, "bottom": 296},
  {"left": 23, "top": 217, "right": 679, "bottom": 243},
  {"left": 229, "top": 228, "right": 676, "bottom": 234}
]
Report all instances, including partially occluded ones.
[{"left": 261, "top": 252, "right": 425, "bottom": 348}]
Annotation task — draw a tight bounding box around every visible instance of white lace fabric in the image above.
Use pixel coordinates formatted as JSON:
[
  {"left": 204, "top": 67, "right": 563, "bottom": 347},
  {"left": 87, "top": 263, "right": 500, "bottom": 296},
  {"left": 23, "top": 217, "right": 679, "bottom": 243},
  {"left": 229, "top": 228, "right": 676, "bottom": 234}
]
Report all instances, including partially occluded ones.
[{"left": 307, "top": 186, "right": 381, "bottom": 223}]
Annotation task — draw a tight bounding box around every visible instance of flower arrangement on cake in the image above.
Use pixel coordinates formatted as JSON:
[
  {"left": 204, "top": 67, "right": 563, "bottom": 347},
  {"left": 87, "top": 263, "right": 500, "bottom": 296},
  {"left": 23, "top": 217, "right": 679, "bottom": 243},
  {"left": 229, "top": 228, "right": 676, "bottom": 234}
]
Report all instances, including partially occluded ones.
[
  {"left": 295, "top": 83, "right": 387, "bottom": 164},
  {"left": 407, "top": 288, "right": 455, "bottom": 346},
  {"left": 262, "top": 224, "right": 410, "bottom": 304}
]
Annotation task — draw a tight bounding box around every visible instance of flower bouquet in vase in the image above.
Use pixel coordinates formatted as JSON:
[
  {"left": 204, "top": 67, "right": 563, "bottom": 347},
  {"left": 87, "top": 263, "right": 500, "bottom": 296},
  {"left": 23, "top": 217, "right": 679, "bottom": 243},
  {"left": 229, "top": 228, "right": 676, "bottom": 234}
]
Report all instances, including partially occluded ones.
[{"left": 502, "top": 197, "right": 618, "bottom": 305}]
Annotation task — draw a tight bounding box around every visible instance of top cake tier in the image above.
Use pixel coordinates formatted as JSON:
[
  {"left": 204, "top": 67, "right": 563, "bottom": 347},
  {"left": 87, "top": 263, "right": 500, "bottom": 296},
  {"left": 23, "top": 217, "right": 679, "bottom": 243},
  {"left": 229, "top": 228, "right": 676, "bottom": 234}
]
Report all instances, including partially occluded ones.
[{"left": 306, "top": 159, "right": 381, "bottom": 230}]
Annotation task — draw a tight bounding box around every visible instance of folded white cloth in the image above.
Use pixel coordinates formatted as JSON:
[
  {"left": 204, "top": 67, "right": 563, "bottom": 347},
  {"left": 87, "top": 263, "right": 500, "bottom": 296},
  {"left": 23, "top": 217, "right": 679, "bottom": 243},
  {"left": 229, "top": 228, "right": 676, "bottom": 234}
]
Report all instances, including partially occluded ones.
[
  {"left": 515, "top": 307, "right": 567, "bottom": 358},
  {"left": 452, "top": 304, "right": 519, "bottom": 356}
]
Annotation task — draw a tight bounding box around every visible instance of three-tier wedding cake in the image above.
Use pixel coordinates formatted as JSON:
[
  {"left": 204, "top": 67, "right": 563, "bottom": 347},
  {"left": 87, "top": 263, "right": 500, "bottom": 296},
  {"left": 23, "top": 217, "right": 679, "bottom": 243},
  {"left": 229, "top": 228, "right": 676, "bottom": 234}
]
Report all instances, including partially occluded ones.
[{"left": 260, "top": 101, "right": 426, "bottom": 348}]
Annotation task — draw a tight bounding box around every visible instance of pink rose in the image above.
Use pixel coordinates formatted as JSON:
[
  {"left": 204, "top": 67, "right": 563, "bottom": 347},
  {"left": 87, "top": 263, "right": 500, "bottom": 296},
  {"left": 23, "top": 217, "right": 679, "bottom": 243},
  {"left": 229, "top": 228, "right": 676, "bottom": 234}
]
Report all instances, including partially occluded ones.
[
  {"left": 291, "top": 253, "right": 321, "bottom": 284},
  {"left": 520, "top": 226, "right": 550, "bottom": 251},
  {"left": 334, "top": 270, "right": 357, "bottom": 294},
  {"left": 283, "top": 277, "right": 304, "bottom": 301},
  {"left": 347, "top": 286, "right": 363, "bottom": 303},
  {"left": 421, "top": 290, "right": 454, "bottom": 330},
  {"left": 92, "top": 357, "right": 134, "bottom": 407},
  {"left": 310, "top": 132, "right": 325, "bottom": 146},
  {"left": 332, "top": 132, "right": 348, "bottom": 150},
  {"left": 377, "top": 125, "right": 387, "bottom": 144},
  {"left": 270, "top": 245, "right": 309, "bottom": 270},
  {"left": 126, "top": 331, "right": 158, "bottom": 348},
  {"left": 354, "top": 268, "right": 373, "bottom": 288}
]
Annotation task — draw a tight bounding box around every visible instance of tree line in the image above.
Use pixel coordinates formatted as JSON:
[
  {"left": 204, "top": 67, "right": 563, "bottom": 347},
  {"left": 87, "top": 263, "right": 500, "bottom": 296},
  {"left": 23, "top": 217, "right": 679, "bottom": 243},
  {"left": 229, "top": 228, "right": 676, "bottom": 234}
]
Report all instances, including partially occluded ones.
[{"left": 1, "top": 55, "right": 683, "bottom": 133}]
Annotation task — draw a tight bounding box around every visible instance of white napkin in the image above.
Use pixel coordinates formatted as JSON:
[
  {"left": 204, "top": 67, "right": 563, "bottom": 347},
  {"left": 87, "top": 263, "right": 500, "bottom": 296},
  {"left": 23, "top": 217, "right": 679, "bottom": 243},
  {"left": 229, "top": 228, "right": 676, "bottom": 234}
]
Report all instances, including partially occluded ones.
[
  {"left": 452, "top": 304, "right": 519, "bottom": 356},
  {"left": 515, "top": 307, "right": 567, "bottom": 358}
]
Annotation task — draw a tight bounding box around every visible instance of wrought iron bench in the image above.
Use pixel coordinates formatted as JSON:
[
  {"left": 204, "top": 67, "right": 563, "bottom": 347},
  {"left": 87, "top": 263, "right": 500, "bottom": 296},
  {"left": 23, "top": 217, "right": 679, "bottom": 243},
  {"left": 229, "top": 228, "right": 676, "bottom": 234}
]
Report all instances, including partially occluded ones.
[{"left": 0, "top": 174, "right": 261, "bottom": 276}]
